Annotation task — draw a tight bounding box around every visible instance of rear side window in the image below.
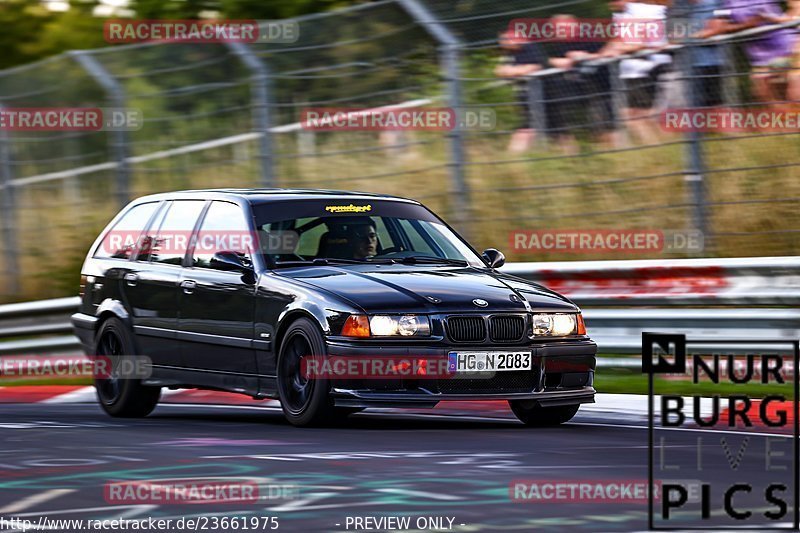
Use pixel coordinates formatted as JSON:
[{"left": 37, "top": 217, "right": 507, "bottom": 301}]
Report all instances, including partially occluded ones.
[
  {"left": 148, "top": 200, "right": 207, "bottom": 266},
  {"left": 94, "top": 202, "right": 159, "bottom": 260},
  {"left": 192, "top": 201, "right": 253, "bottom": 269}
]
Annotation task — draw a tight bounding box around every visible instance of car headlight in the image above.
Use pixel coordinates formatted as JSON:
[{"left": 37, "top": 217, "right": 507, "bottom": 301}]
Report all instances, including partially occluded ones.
[
  {"left": 342, "top": 314, "right": 431, "bottom": 337},
  {"left": 370, "top": 314, "right": 430, "bottom": 336},
  {"left": 532, "top": 313, "right": 584, "bottom": 336}
]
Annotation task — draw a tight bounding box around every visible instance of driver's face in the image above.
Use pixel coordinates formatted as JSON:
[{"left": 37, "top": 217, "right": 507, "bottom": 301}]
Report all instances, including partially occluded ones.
[{"left": 351, "top": 226, "right": 377, "bottom": 259}]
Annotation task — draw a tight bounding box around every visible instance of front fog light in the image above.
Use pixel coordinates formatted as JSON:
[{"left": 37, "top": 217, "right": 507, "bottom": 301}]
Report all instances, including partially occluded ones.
[{"left": 370, "top": 315, "right": 397, "bottom": 336}]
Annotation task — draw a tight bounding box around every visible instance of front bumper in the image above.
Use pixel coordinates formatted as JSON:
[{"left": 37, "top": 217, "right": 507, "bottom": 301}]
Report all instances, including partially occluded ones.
[{"left": 326, "top": 338, "right": 597, "bottom": 408}]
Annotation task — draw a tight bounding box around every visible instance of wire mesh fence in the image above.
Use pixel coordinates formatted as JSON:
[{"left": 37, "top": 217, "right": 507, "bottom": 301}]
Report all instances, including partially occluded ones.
[{"left": 0, "top": 0, "right": 799, "bottom": 301}]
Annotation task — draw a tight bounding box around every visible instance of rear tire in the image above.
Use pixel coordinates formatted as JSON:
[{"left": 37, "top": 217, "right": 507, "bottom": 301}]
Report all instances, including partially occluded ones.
[
  {"left": 94, "top": 317, "right": 160, "bottom": 418},
  {"left": 509, "top": 400, "right": 579, "bottom": 426},
  {"left": 277, "top": 318, "right": 337, "bottom": 427}
]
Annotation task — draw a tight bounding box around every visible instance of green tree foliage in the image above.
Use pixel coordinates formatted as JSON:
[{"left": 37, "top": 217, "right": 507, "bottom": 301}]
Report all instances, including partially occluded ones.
[
  {"left": 0, "top": 0, "right": 369, "bottom": 70},
  {"left": 0, "top": 0, "right": 53, "bottom": 69},
  {"left": 219, "top": 0, "right": 355, "bottom": 19},
  {"left": 21, "top": 1, "right": 108, "bottom": 59}
]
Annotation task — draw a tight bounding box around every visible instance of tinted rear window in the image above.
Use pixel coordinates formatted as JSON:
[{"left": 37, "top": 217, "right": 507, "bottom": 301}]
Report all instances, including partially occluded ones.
[
  {"left": 94, "top": 202, "right": 160, "bottom": 260},
  {"left": 148, "top": 200, "right": 207, "bottom": 266}
]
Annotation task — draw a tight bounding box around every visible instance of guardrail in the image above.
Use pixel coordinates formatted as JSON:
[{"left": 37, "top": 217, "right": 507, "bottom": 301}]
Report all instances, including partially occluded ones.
[
  {"left": 502, "top": 256, "right": 800, "bottom": 307},
  {"left": 1, "top": 257, "right": 798, "bottom": 361},
  {"left": 0, "top": 296, "right": 80, "bottom": 355}
]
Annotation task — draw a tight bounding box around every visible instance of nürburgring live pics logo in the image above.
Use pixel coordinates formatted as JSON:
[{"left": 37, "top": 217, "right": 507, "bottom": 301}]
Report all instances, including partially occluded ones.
[{"left": 644, "top": 332, "right": 800, "bottom": 530}]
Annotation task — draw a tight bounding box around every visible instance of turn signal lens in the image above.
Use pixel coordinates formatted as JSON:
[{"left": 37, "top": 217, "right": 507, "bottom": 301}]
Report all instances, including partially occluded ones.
[
  {"left": 576, "top": 314, "right": 587, "bottom": 335},
  {"left": 342, "top": 315, "right": 371, "bottom": 337}
]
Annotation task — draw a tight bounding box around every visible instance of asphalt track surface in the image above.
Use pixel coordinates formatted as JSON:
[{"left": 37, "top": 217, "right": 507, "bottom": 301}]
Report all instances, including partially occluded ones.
[{"left": 0, "top": 399, "right": 794, "bottom": 532}]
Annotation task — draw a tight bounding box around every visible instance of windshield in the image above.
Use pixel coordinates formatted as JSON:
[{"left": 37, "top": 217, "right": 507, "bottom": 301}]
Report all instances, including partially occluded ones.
[{"left": 252, "top": 199, "right": 485, "bottom": 267}]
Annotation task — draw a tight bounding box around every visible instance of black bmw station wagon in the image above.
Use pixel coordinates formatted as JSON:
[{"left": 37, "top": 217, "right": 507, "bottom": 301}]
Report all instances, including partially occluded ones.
[{"left": 72, "top": 189, "right": 596, "bottom": 427}]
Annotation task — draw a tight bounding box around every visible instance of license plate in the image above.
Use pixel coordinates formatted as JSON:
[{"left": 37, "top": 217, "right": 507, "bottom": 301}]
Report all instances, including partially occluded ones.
[{"left": 447, "top": 351, "right": 532, "bottom": 373}]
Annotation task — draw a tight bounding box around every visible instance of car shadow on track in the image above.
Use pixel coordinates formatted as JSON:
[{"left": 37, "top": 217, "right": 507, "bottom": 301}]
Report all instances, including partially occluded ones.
[{"left": 148, "top": 404, "right": 598, "bottom": 432}]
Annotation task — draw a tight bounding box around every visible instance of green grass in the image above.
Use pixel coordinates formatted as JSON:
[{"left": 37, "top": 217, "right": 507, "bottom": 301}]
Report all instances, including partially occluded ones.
[{"left": 598, "top": 367, "right": 794, "bottom": 399}]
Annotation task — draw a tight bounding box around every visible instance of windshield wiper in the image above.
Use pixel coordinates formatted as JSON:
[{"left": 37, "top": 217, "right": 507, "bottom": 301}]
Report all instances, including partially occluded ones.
[
  {"left": 273, "top": 257, "right": 395, "bottom": 268},
  {"left": 397, "top": 256, "right": 468, "bottom": 267},
  {"left": 313, "top": 258, "right": 395, "bottom": 265}
]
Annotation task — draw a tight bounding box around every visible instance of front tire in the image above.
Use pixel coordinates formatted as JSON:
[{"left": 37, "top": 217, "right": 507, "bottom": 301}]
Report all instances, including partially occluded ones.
[
  {"left": 277, "top": 318, "right": 337, "bottom": 427},
  {"left": 94, "top": 317, "right": 160, "bottom": 418},
  {"left": 509, "top": 400, "right": 579, "bottom": 427}
]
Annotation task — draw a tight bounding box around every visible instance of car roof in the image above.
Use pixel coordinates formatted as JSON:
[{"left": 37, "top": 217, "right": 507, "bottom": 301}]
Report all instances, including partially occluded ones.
[{"left": 132, "top": 188, "right": 420, "bottom": 206}]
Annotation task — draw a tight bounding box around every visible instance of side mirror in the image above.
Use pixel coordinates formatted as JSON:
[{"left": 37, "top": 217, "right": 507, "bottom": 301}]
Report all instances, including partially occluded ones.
[
  {"left": 482, "top": 248, "right": 505, "bottom": 269},
  {"left": 211, "top": 251, "right": 251, "bottom": 273}
]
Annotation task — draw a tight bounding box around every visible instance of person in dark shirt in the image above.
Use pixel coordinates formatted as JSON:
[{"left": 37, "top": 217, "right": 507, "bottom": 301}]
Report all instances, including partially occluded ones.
[
  {"left": 497, "top": 16, "right": 600, "bottom": 153},
  {"left": 496, "top": 30, "right": 543, "bottom": 152},
  {"left": 547, "top": 14, "right": 617, "bottom": 146}
]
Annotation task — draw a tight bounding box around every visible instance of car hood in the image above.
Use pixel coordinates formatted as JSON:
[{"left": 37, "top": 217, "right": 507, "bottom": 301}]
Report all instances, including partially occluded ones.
[{"left": 279, "top": 265, "right": 577, "bottom": 314}]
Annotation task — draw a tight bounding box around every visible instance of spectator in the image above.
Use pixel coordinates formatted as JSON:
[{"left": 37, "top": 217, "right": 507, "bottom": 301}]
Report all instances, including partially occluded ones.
[
  {"left": 548, "top": 15, "right": 619, "bottom": 146},
  {"left": 497, "top": 16, "right": 591, "bottom": 154},
  {"left": 764, "top": 0, "right": 800, "bottom": 104},
  {"left": 791, "top": 0, "right": 800, "bottom": 104},
  {"left": 617, "top": 0, "right": 673, "bottom": 143},
  {"left": 708, "top": 0, "right": 796, "bottom": 105},
  {"left": 675, "top": 0, "right": 726, "bottom": 109},
  {"left": 495, "top": 30, "right": 543, "bottom": 152},
  {"left": 569, "top": 0, "right": 673, "bottom": 145}
]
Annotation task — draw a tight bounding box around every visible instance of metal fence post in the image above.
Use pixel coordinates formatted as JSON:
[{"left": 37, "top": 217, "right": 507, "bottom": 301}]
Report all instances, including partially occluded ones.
[
  {"left": 721, "top": 43, "right": 739, "bottom": 106},
  {"left": 527, "top": 75, "right": 547, "bottom": 150},
  {"left": 677, "top": 47, "right": 709, "bottom": 251},
  {"left": 608, "top": 61, "right": 628, "bottom": 145},
  {"left": 227, "top": 42, "right": 275, "bottom": 188},
  {"left": 69, "top": 51, "right": 131, "bottom": 208},
  {"left": 397, "top": 0, "right": 470, "bottom": 237},
  {"left": 0, "top": 106, "right": 20, "bottom": 297}
]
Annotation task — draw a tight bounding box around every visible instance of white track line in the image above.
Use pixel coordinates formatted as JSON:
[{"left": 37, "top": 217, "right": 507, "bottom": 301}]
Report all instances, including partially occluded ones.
[{"left": 0, "top": 489, "right": 75, "bottom": 514}]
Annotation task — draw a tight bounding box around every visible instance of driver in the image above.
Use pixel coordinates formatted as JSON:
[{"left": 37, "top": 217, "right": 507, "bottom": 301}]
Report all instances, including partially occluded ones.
[{"left": 346, "top": 218, "right": 378, "bottom": 260}]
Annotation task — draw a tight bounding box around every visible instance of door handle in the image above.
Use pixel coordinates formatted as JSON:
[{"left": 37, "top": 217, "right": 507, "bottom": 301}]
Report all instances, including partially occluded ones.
[
  {"left": 181, "top": 280, "right": 197, "bottom": 294},
  {"left": 124, "top": 273, "right": 139, "bottom": 287}
]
